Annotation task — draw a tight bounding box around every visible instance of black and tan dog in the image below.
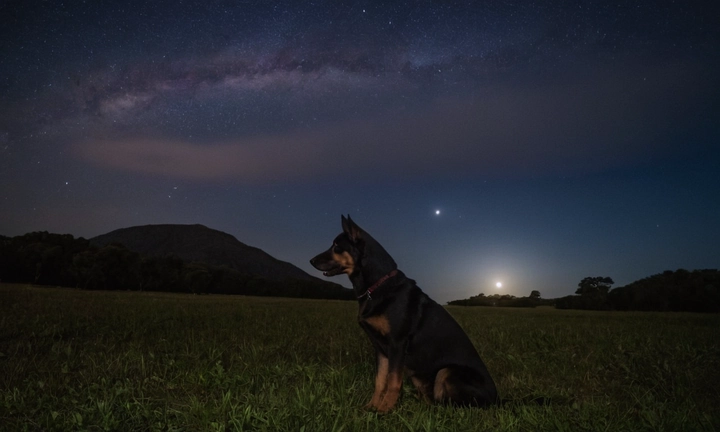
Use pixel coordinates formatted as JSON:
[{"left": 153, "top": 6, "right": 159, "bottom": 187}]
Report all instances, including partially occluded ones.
[{"left": 310, "top": 215, "right": 497, "bottom": 412}]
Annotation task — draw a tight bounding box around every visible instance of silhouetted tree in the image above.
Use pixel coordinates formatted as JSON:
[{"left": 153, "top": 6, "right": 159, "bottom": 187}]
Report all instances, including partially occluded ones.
[
  {"left": 184, "top": 263, "right": 211, "bottom": 294},
  {"left": 71, "top": 249, "right": 102, "bottom": 289},
  {"left": 72, "top": 244, "right": 141, "bottom": 290},
  {"left": 555, "top": 276, "right": 614, "bottom": 310},
  {"left": 576, "top": 277, "right": 614, "bottom": 296},
  {"left": 530, "top": 290, "right": 541, "bottom": 300}
]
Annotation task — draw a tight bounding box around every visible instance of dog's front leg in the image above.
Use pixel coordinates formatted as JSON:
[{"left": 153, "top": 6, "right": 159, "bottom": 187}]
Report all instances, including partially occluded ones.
[
  {"left": 365, "top": 351, "right": 389, "bottom": 409},
  {"left": 375, "top": 343, "right": 406, "bottom": 413}
]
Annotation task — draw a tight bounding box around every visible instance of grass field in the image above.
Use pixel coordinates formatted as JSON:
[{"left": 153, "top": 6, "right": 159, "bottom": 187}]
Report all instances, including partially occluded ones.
[{"left": 1, "top": 284, "right": 718, "bottom": 431}]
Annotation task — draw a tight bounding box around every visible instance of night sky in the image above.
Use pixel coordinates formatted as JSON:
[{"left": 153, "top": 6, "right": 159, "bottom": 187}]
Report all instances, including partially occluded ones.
[{"left": 2, "top": 1, "right": 718, "bottom": 303}]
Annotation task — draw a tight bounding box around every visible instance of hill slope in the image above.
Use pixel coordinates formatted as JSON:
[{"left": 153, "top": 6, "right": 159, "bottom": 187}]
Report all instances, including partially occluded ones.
[
  {"left": 90, "top": 224, "right": 319, "bottom": 283},
  {"left": 608, "top": 269, "right": 719, "bottom": 312}
]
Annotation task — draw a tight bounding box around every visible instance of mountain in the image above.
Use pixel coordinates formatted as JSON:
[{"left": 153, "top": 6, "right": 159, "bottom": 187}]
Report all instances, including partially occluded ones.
[{"left": 90, "top": 224, "right": 321, "bottom": 283}]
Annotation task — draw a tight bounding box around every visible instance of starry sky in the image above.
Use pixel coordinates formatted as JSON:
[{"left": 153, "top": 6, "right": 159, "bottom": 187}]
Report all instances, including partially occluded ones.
[{"left": 2, "top": 0, "right": 719, "bottom": 303}]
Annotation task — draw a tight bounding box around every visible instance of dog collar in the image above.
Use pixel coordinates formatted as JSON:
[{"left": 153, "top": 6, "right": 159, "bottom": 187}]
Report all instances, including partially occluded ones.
[{"left": 358, "top": 270, "right": 398, "bottom": 300}]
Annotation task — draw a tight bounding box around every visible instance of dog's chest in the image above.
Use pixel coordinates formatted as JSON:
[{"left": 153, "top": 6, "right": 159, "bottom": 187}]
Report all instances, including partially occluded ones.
[{"left": 358, "top": 298, "right": 394, "bottom": 336}]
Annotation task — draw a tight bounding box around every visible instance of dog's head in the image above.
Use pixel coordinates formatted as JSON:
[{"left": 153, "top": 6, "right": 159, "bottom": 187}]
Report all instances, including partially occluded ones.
[{"left": 310, "top": 215, "right": 396, "bottom": 278}]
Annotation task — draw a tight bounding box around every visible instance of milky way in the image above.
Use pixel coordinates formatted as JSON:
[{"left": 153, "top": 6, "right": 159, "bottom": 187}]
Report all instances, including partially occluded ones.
[{"left": 1, "top": 1, "right": 718, "bottom": 301}]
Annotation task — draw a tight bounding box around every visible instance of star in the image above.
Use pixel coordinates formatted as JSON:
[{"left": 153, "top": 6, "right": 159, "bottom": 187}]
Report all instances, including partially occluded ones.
[{"left": 0, "top": 0, "right": 716, "bottom": 306}]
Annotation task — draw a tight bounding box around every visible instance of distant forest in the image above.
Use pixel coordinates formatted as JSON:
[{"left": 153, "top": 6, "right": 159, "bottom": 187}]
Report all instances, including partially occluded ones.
[
  {"left": 0, "top": 231, "right": 354, "bottom": 300},
  {"left": 556, "top": 271, "right": 720, "bottom": 313},
  {"left": 450, "top": 272, "right": 720, "bottom": 313},
  {"left": 448, "top": 290, "right": 555, "bottom": 308}
]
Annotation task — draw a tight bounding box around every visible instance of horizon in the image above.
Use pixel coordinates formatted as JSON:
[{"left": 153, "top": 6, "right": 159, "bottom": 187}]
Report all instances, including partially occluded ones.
[
  {"left": 1, "top": 1, "right": 718, "bottom": 304},
  {"left": 2, "top": 220, "right": 716, "bottom": 304}
]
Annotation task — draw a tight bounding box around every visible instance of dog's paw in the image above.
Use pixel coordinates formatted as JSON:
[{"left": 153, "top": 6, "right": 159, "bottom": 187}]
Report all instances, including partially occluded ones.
[
  {"left": 363, "top": 401, "right": 394, "bottom": 414},
  {"left": 374, "top": 402, "right": 394, "bottom": 413},
  {"left": 363, "top": 400, "right": 380, "bottom": 410}
]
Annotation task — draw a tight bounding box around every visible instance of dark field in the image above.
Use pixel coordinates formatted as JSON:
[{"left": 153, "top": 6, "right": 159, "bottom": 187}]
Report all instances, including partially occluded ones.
[{"left": 1, "top": 284, "right": 718, "bottom": 431}]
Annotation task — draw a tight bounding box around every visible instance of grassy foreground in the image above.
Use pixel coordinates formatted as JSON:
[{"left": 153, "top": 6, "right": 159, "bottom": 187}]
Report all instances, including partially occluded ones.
[{"left": 1, "top": 284, "right": 718, "bottom": 431}]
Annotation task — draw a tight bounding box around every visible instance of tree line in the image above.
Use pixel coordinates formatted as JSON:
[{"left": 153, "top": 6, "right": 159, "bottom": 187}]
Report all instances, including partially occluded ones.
[
  {"left": 448, "top": 290, "right": 554, "bottom": 308},
  {"left": 0, "top": 231, "right": 354, "bottom": 300},
  {"left": 449, "top": 272, "right": 719, "bottom": 313},
  {"left": 556, "top": 272, "right": 720, "bottom": 313}
]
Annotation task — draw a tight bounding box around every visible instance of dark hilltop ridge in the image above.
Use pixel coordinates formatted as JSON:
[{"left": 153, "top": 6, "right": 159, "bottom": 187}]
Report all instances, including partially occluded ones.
[
  {"left": 91, "top": 224, "right": 316, "bottom": 283},
  {"left": 1, "top": 224, "right": 352, "bottom": 299}
]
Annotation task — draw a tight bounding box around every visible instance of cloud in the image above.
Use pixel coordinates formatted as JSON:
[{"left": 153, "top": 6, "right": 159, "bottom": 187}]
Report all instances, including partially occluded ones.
[{"left": 74, "top": 137, "right": 315, "bottom": 181}]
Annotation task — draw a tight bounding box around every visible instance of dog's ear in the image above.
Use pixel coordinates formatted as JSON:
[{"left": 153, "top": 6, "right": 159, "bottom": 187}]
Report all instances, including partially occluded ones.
[{"left": 341, "top": 214, "right": 363, "bottom": 242}]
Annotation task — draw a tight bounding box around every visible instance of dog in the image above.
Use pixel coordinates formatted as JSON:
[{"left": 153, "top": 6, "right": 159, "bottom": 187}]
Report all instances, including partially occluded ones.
[{"left": 310, "top": 215, "right": 497, "bottom": 412}]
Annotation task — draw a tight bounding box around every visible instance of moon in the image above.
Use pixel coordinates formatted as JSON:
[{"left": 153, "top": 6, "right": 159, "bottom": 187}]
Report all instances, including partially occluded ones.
[
  {"left": 495, "top": 282, "right": 503, "bottom": 289},
  {"left": 435, "top": 210, "right": 441, "bottom": 215}
]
